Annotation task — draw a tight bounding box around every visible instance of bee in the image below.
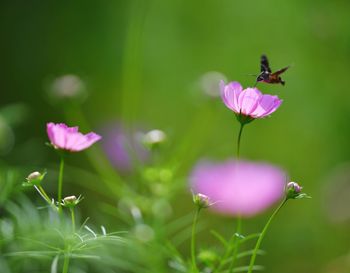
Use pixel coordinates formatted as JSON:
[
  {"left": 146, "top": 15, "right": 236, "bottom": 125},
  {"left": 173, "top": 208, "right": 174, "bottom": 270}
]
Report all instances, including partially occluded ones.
[{"left": 256, "top": 54, "right": 289, "bottom": 86}]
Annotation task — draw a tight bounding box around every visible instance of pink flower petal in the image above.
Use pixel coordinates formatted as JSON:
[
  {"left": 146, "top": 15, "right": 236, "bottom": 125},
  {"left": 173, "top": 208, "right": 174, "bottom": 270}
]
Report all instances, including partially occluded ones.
[
  {"left": 47, "top": 123, "right": 67, "bottom": 149},
  {"left": 72, "top": 132, "right": 102, "bottom": 152},
  {"left": 220, "top": 81, "right": 282, "bottom": 119},
  {"left": 238, "top": 88, "right": 261, "bottom": 116},
  {"left": 220, "top": 81, "right": 243, "bottom": 113},
  {"left": 262, "top": 97, "right": 283, "bottom": 117},
  {"left": 46, "top": 122, "right": 101, "bottom": 152},
  {"left": 47, "top": 123, "right": 55, "bottom": 144},
  {"left": 250, "top": 95, "right": 279, "bottom": 118},
  {"left": 99, "top": 122, "right": 150, "bottom": 173},
  {"left": 190, "top": 159, "right": 286, "bottom": 217},
  {"left": 64, "top": 131, "right": 85, "bottom": 151}
]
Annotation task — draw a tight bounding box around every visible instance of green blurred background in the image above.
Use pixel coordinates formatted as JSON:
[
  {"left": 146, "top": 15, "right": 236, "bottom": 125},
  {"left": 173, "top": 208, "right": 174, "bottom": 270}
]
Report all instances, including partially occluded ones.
[{"left": 1, "top": 0, "right": 350, "bottom": 272}]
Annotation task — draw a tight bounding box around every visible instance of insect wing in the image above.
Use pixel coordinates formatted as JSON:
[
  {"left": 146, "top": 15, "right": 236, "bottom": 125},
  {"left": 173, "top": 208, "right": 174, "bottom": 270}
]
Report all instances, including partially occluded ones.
[
  {"left": 271, "top": 66, "right": 290, "bottom": 76},
  {"left": 260, "top": 54, "right": 271, "bottom": 73}
]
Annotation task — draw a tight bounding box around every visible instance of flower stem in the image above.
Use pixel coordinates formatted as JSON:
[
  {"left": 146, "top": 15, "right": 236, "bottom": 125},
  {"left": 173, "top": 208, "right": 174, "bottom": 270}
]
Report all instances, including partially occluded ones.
[
  {"left": 191, "top": 207, "right": 201, "bottom": 273},
  {"left": 57, "top": 156, "right": 65, "bottom": 213},
  {"left": 237, "top": 123, "right": 245, "bottom": 158},
  {"left": 62, "top": 253, "right": 70, "bottom": 273},
  {"left": 227, "top": 123, "right": 244, "bottom": 272},
  {"left": 247, "top": 198, "right": 288, "bottom": 273},
  {"left": 34, "top": 185, "right": 50, "bottom": 204},
  {"left": 38, "top": 185, "right": 51, "bottom": 203},
  {"left": 70, "top": 208, "right": 76, "bottom": 233},
  {"left": 35, "top": 185, "right": 57, "bottom": 210}
]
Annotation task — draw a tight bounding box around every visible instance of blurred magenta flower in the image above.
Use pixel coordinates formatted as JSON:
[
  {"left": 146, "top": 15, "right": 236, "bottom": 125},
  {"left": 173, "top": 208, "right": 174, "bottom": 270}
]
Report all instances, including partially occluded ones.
[
  {"left": 100, "top": 122, "right": 149, "bottom": 173},
  {"left": 47, "top": 122, "right": 101, "bottom": 152},
  {"left": 220, "top": 81, "right": 282, "bottom": 120},
  {"left": 190, "top": 159, "right": 286, "bottom": 216}
]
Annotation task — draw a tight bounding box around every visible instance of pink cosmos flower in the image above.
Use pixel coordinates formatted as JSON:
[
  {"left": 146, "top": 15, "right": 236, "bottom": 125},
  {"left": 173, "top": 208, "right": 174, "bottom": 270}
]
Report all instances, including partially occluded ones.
[
  {"left": 220, "top": 81, "right": 282, "bottom": 119},
  {"left": 190, "top": 159, "right": 286, "bottom": 217},
  {"left": 100, "top": 122, "right": 149, "bottom": 173},
  {"left": 47, "top": 122, "right": 101, "bottom": 152}
]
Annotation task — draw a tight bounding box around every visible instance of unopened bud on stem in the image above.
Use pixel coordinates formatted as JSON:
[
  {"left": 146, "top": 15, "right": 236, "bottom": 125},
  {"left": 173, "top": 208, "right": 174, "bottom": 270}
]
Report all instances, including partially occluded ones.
[
  {"left": 28, "top": 172, "right": 41, "bottom": 180},
  {"left": 25, "top": 171, "right": 46, "bottom": 186},
  {"left": 286, "top": 181, "right": 310, "bottom": 200},
  {"left": 61, "top": 195, "right": 83, "bottom": 208},
  {"left": 193, "top": 193, "right": 212, "bottom": 209}
]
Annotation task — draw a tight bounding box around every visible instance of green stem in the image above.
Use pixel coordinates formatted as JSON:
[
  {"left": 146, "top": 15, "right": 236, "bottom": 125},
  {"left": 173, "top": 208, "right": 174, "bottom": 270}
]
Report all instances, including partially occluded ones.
[
  {"left": 37, "top": 185, "right": 51, "bottom": 203},
  {"left": 191, "top": 208, "right": 200, "bottom": 273},
  {"left": 62, "top": 253, "right": 70, "bottom": 273},
  {"left": 58, "top": 156, "right": 65, "bottom": 213},
  {"left": 247, "top": 199, "right": 288, "bottom": 273},
  {"left": 228, "top": 217, "right": 242, "bottom": 272},
  {"left": 214, "top": 217, "right": 241, "bottom": 273},
  {"left": 34, "top": 185, "right": 50, "bottom": 204},
  {"left": 35, "top": 185, "right": 57, "bottom": 210},
  {"left": 70, "top": 208, "right": 75, "bottom": 233},
  {"left": 223, "top": 123, "right": 243, "bottom": 272},
  {"left": 237, "top": 123, "right": 244, "bottom": 158}
]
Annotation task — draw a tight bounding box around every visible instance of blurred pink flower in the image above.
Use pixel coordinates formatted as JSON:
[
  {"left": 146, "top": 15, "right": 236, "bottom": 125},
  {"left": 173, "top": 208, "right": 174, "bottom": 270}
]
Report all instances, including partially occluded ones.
[
  {"left": 47, "top": 122, "right": 101, "bottom": 152},
  {"left": 190, "top": 159, "right": 286, "bottom": 217},
  {"left": 100, "top": 122, "right": 149, "bottom": 173},
  {"left": 220, "top": 81, "right": 282, "bottom": 119}
]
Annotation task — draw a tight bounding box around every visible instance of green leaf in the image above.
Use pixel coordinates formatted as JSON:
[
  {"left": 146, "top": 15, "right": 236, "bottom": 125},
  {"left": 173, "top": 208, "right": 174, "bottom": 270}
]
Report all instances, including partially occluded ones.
[
  {"left": 239, "top": 233, "right": 260, "bottom": 244},
  {"left": 5, "top": 250, "right": 58, "bottom": 258},
  {"left": 232, "top": 265, "right": 264, "bottom": 272},
  {"left": 50, "top": 255, "right": 59, "bottom": 273},
  {"left": 210, "top": 230, "right": 229, "bottom": 247},
  {"left": 237, "top": 249, "right": 265, "bottom": 259},
  {"left": 295, "top": 193, "right": 312, "bottom": 199},
  {"left": 70, "top": 254, "right": 101, "bottom": 260}
]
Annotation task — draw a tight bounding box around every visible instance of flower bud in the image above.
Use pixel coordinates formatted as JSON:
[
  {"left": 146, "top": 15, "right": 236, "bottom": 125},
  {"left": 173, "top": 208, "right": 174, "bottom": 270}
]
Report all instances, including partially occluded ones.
[
  {"left": 27, "top": 171, "right": 41, "bottom": 181},
  {"left": 287, "top": 182, "right": 302, "bottom": 193},
  {"left": 61, "top": 195, "right": 83, "bottom": 208},
  {"left": 142, "top": 129, "right": 167, "bottom": 149},
  {"left": 64, "top": 195, "right": 77, "bottom": 203},
  {"left": 286, "top": 181, "right": 310, "bottom": 200},
  {"left": 193, "top": 193, "right": 211, "bottom": 209},
  {"left": 25, "top": 171, "right": 46, "bottom": 186}
]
